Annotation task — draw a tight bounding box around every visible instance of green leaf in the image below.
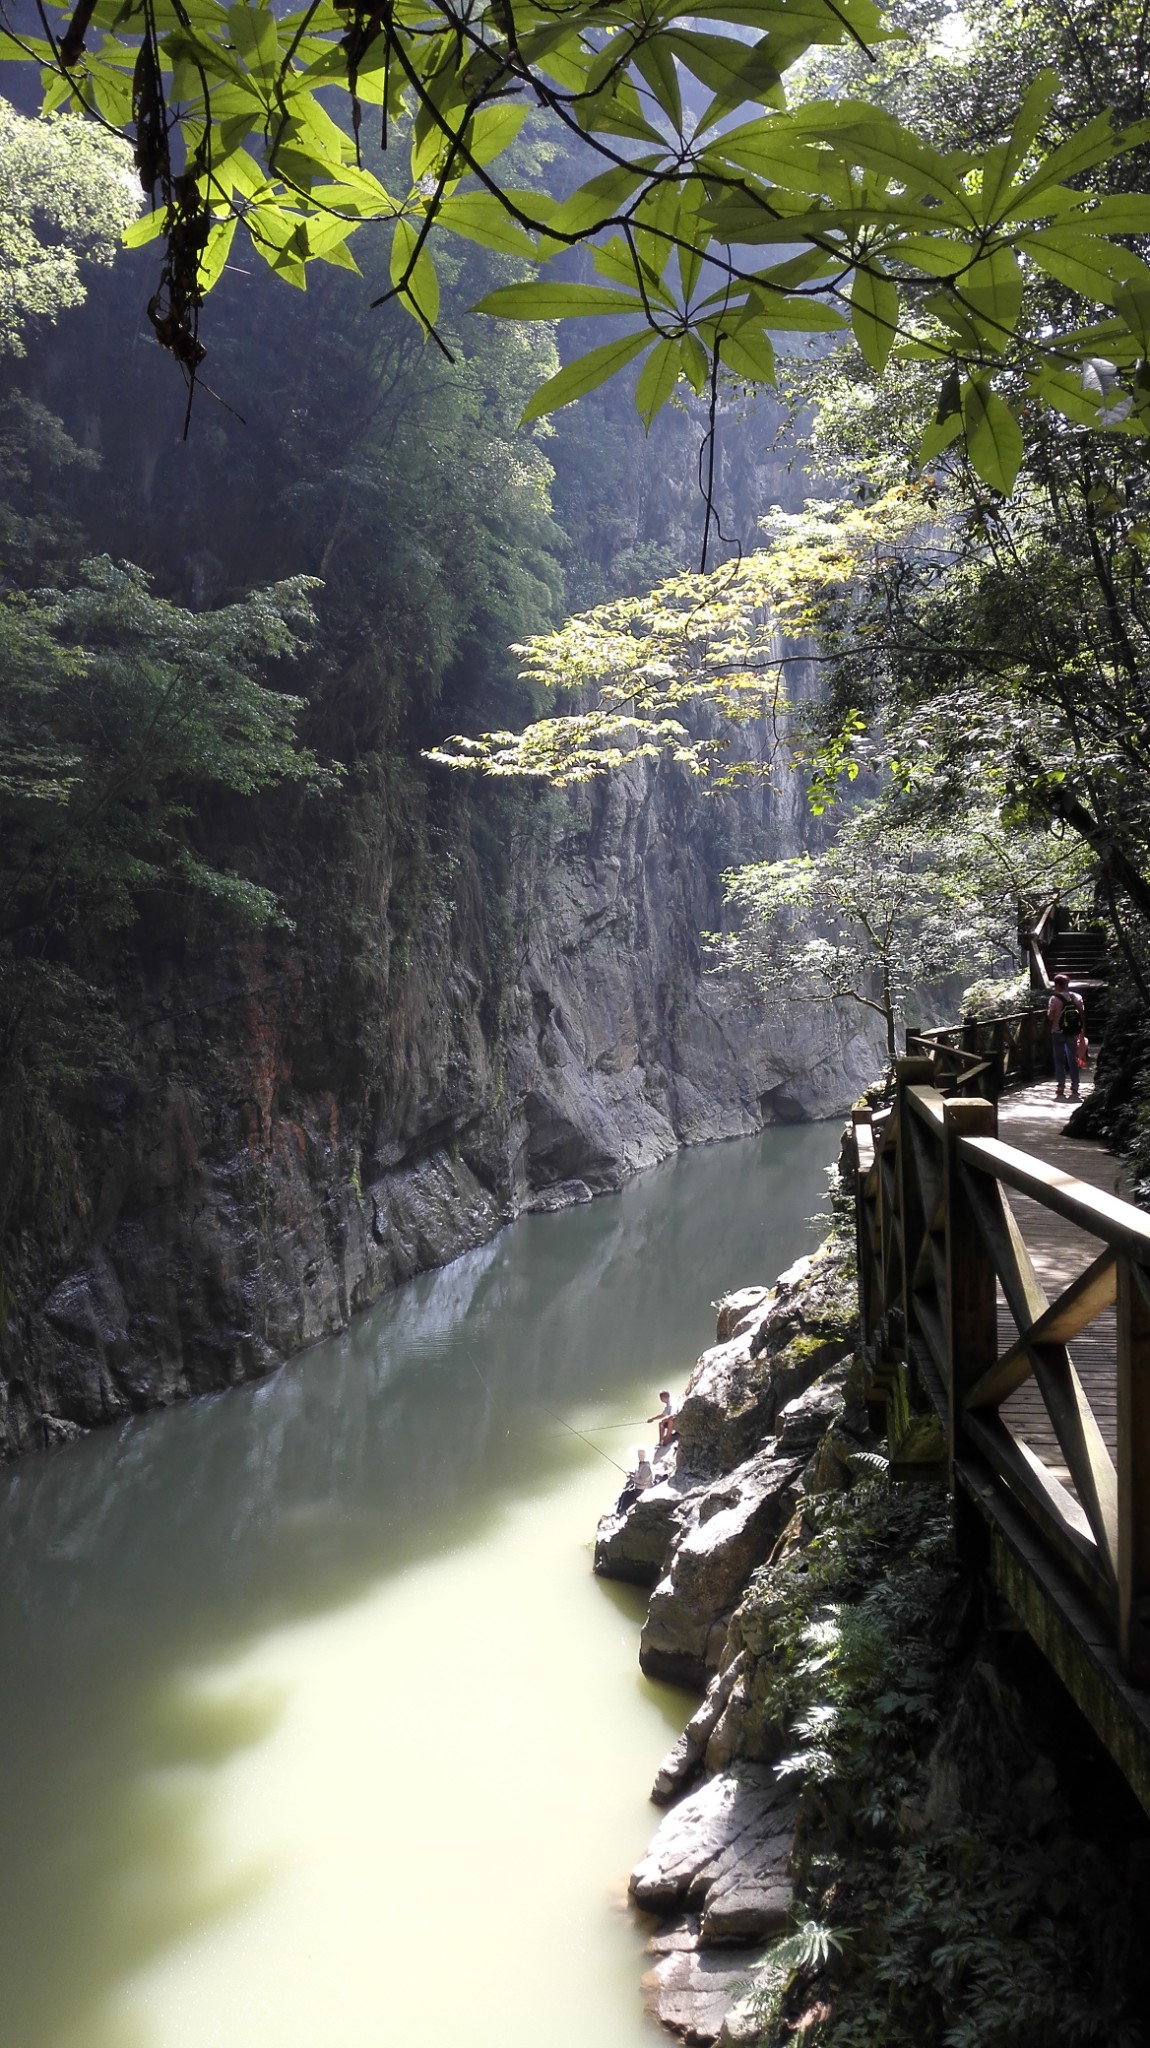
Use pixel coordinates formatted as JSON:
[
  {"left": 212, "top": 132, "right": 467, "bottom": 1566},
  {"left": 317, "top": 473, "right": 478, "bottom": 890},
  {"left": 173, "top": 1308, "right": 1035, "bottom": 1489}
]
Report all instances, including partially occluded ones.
[
  {"left": 198, "top": 214, "right": 238, "bottom": 291},
  {"left": 665, "top": 30, "right": 780, "bottom": 115},
  {"left": 793, "top": 103, "right": 966, "bottom": 212},
  {"left": 693, "top": 37, "right": 784, "bottom": 135},
  {"left": 715, "top": 323, "right": 776, "bottom": 384},
  {"left": 961, "top": 378, "right": 1023, "bottom": 492},
  {"left": 226, "top": 4, "right": 280, "bottom": 83},
  {"left": 677, "top": 180, "right": 707, "bottom": 303},
  {"left": 435, "top": 192, "right": 540, "bottom": 257},
  {"left": 632, "top": 177, "right": 685, "bottom": 280},
  {"left": 1020, "top": 229, "right": 1150, "bottom": 308},
  {"left": 975, "top": 67, "right": 1058, "bottom": 222},
  {"left": 464, "top": 102, "right": 529, "bottom": 171},
  {"left": 1056, "top": 195, "right": 1150, "bottom": 236},
  {"left": 1030, "top": 365, "right": 1109, "bottom": 428},
  {"left": 679, "top": 330, "right": 710, "bottom": 394},
  {"left": 546, "top": 164, "right": 646, "bottom": 240},
  {"left": 851, "top": 262, "right": 898, "bottom": 371},
  {"left": 476, "top": 280, "right": 646, "bottom": 321},
  {"left": 751, "top": 292, "right": 848, "bottom": 334},
  {"left": 246, "top": 207, "right": 309, "bottom": 287},
  {"left": 886, "top": 233, "right": 972, "bottom": 280},
  {"left": 592, "top": 234, "right": 675, "bottom": 306},
  {"left": 1112, "top": 284, "right": 1150, "bottom": 349},
  {"left": 306, "top": 212, "right": 362, "bottom": 271},
  {"left": 521, "top": 330, "right": 651, "bottom": 422},
  {"left": 1002, "top": 66, "right": 1059, "bottom": 173},
  {"left": 715, "top": 117, "right": 841, "bottom": 195},
  {"left": 1011, "top": 114, "right": 1150, "bottom": 210},
  {"left": 390, "top": 216, "right": 440, "bottom": 332},
  {"left": 632, "top": 32, "right": 682, "bottom": 131},
  {"left": 635, "top": 336, "right": 681, "bottom": 428},
  {"left": 917, "top": 414, "right": 963, "bottom": 464},
  {"left": 123, "top": 206, "right": 168, "bottom": 250},
  {"left": 752, "top": 248, "right": 838, "bottom": 290},
  {"left": 958, "top": 245, "right": 1023, "bottom": 344}
]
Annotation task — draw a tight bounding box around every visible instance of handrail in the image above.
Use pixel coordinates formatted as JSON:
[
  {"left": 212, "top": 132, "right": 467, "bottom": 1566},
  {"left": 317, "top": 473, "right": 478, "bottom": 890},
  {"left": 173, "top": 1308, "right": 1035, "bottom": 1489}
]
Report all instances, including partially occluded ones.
[
  {"left": 850, "top": 1059, "right": 1150, "bottom": 1692},
  {"left": 905, "top": 1007, "right": 1048, "bottom": 1099},
  {"left": 959, "top": 1135, "right": 1150, "bottom": 1254}
]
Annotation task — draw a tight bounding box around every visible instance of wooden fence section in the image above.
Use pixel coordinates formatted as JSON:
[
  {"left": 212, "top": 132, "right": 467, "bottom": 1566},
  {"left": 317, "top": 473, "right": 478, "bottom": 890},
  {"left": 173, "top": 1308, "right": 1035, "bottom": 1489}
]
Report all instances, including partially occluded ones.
[
  {"left": 852, "top": 1060, "right": 1150, "bottom": 1766},
  {"left": 906, "top": 1009, "right": 1047, "bottom": 1099}
]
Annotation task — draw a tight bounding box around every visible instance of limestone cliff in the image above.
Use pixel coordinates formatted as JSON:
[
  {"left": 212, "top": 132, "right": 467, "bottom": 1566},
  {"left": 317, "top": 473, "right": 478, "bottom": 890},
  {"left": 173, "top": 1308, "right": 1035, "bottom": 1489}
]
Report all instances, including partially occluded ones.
[{"left": 0, "top": 741, "right": 882, "bottom": 1460}]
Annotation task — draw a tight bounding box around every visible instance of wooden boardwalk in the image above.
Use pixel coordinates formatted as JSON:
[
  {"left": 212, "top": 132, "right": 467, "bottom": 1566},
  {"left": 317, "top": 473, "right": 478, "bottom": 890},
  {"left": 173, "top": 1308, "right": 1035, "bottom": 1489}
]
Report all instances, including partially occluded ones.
[{"left": 997, "top": 1080, "right": 1126, "bottom": 1492}]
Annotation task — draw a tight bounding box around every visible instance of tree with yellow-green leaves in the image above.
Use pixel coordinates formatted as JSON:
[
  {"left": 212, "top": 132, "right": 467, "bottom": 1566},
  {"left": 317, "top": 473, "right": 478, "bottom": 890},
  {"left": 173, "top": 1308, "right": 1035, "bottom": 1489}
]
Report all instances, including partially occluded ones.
[{"left": 0, "top": 99, "right": 137, "bottom": 351}]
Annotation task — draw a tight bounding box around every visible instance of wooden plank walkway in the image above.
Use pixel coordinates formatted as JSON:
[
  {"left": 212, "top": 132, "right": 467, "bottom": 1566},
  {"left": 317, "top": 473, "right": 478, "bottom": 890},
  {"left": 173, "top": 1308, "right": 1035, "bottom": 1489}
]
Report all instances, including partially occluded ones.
[{"left": 996, "top": 1079, "right": 1126, "bottom": 1489}]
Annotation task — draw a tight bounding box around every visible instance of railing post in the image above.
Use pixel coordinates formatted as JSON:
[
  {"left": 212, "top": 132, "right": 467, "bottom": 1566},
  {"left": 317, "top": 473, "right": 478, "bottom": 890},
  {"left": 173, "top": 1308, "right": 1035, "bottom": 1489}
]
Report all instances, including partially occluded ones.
[
  {"left": 1118, "top": 1256, "right": 1150, "bottom": 1685},
  {"left": 943, "top": 1098, "right": 999, "bottom": 1468},
  {"left": 894, "top": 1058, "right": 935, "bottom": 1337},
  {"left": 851, "top": 1109, "right": 875, "bottom": 1347}
]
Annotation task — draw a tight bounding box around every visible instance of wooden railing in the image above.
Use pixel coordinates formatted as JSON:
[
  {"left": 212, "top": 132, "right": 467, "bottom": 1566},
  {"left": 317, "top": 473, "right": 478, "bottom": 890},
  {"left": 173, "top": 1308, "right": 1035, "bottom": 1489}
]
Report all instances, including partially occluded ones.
[
  {"left": 906, "top": 1009, "right": 1047, "bottom": 1099},
  {"left": 852, "top": 1059, "right": 1150, "bottom": 1688},
  {"left": 1026, "top": 894, "right": 1108, "bottom": 997}
]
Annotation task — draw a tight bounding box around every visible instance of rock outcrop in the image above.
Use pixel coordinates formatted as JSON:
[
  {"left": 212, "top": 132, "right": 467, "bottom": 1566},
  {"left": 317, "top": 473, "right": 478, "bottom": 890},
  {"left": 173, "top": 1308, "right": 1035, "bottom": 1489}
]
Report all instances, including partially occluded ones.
[
  {"left": 596, "top": 1229, "right": 867, "bottom": 2044},
  {"left": 639, "top": 1451, "right": 804, "bottom": 1689}
]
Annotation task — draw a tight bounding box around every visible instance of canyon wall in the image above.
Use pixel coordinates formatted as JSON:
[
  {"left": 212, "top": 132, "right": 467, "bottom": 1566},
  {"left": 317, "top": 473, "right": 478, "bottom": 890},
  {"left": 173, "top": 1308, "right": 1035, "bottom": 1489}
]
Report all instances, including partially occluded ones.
[{"left": 0, "top": 732, "right": 882, "bottom": 1460}]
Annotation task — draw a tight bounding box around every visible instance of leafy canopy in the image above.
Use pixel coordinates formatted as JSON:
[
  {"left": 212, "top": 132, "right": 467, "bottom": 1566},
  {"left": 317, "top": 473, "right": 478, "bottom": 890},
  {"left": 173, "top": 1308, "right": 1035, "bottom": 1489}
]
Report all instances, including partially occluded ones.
[
  {"left": 6, "top": 1, "right": 1150, "bottom": 475},
  {"left": 424, "top": 488, "right": 924, "bottom": 785},
  {"left": 0, "top": 98, "right": 137, "bottom": 351},
  {"left": 713, "top": 805, "right": 1071, "bottom": 1063},
  {"left": 0, "top": 557, "right": 334, "bottom": 943}
]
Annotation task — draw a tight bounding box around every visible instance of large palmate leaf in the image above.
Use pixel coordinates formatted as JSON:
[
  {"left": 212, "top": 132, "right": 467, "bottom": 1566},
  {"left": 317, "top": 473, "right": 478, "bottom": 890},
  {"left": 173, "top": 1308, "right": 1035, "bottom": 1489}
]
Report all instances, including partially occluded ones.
[{"left": 10, "top": 0, "right": 1150, "bottom": 468}]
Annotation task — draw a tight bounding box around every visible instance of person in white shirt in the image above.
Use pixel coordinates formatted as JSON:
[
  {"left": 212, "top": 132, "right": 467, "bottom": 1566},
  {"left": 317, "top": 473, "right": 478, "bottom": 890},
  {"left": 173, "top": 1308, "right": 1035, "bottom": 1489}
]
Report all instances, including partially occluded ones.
[{"left": 617, "top": 1448, "right": 653, "bottom": 1512}]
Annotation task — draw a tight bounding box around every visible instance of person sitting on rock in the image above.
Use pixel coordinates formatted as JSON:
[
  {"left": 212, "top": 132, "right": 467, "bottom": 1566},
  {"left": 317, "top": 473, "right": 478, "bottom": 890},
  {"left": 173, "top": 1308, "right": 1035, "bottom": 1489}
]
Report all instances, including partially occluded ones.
[
  {"left": 648, "top": 1390, "right": 676, "bottom": 1449},
  {"left": 616, "top": 1448, "right": 653, "bottom": 1513}
]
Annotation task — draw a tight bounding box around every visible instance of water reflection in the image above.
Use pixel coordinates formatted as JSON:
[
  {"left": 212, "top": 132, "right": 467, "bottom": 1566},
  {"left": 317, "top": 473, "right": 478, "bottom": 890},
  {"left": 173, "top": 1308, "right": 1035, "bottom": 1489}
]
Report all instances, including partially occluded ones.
[{"left": 0, "top": 1124, "right": 837, "bottom": 2048}]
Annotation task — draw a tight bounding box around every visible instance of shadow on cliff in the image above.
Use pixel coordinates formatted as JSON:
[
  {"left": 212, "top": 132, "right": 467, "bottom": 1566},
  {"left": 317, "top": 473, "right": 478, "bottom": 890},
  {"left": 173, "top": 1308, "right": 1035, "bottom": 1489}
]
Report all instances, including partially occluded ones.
[{"left": 0, "top": 1123, "right": 836, "bottom": 2048}]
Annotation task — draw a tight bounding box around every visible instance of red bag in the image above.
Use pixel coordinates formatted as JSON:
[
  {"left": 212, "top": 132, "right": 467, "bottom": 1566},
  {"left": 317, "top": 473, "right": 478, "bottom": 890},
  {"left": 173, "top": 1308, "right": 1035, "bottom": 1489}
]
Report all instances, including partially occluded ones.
[{"left": 1077, "top": 1031, "right": 1089, "bottom": 1069}]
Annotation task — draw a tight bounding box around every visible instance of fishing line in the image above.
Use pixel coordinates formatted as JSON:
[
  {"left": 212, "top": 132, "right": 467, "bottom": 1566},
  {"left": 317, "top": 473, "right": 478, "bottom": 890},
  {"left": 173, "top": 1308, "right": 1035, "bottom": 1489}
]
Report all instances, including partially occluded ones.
[
  {"left": 534, "top": 1402, "right": 630, "bottom": 1473},
  {"left": 464, "top": 1346, "right": 630, "bottom": 1474}
]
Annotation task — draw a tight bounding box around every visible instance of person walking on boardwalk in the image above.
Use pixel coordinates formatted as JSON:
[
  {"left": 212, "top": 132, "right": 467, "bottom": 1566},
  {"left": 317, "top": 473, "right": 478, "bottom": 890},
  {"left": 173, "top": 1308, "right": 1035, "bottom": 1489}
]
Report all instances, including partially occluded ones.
[{"left": 1047, "top": 972, "right": 1084, "bottom": 1101}]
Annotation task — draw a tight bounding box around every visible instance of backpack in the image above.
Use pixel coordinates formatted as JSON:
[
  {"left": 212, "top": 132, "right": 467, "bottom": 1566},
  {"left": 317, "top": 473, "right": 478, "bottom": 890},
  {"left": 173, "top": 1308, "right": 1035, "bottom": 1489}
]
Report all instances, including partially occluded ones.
[{"left": 1059, "top": 995, "right": 1082, "bottom": 1035}]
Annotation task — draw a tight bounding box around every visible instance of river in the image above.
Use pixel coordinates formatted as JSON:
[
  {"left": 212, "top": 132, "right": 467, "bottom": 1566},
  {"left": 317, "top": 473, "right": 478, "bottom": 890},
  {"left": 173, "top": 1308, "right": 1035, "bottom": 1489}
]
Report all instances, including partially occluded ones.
[{"left": 0, "top": 1122, "right": 839, "bottom": 2048}]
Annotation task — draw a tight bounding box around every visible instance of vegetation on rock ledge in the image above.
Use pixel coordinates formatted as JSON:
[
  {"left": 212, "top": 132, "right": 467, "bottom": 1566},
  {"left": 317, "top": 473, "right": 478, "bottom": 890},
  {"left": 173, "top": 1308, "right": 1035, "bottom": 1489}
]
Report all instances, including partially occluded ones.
[{"left": 732, "top": 1478, "right": 1150, "bottom": 2047}]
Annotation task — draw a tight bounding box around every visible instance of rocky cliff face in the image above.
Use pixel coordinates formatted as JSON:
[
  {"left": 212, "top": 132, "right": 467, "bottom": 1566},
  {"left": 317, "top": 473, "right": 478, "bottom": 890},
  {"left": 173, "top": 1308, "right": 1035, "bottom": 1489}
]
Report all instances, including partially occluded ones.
[
  {"left": 598, "top": 1224, "right": 1150, "bottom": 2047},
  {"left": 0, "top": 740, "right": 882, "bottom": 1461}
]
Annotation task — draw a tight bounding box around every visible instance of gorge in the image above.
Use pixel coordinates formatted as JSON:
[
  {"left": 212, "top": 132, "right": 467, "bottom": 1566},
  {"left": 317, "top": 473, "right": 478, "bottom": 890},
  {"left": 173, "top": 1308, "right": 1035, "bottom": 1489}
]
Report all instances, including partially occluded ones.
[
  {"left": 5, "top": 4, "right": 1150, "bottom": 2039},
  {"left": 0, "top": 207, "right": 882, "bottom": 1461}
]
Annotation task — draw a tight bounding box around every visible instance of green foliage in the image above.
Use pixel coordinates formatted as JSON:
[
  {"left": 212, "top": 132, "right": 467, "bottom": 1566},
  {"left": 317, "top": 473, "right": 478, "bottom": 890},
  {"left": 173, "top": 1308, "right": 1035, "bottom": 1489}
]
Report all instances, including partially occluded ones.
[
  {"left": 745, "top": 1480, "right": 960, "bottom": 1834},
  {"left": 713, "top": 806, "right": 1057, "bottom": 1064},
  {"left": 734, "top": 1480, "right": 1145, "bottom": 2048},
  {"left": 0, "top": 555, "right": 333, "bottom": 943},
  {"left": 8, "top": 2, "right": 1150, "bottom": 464},
  {"left": 0, "top": 98, "right": 137, "bottom": 352},
  {"left": 959, "top": 968, "right": 1032, "bottom": 1019}
]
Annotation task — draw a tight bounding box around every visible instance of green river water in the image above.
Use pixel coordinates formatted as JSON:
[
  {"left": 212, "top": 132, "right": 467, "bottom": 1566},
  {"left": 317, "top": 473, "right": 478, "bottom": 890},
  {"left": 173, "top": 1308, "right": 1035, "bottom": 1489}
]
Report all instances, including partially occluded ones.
[{"left": 0, "top": 1122, "right": 839, "bottom": 2048}]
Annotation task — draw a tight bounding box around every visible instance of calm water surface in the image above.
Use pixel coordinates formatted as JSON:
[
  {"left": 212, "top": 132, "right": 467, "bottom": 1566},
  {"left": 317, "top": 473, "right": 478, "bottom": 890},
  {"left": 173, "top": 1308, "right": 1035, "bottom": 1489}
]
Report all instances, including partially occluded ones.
[{"left": 0, "top": 1123, "right": 839, "bottom": 2048}]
